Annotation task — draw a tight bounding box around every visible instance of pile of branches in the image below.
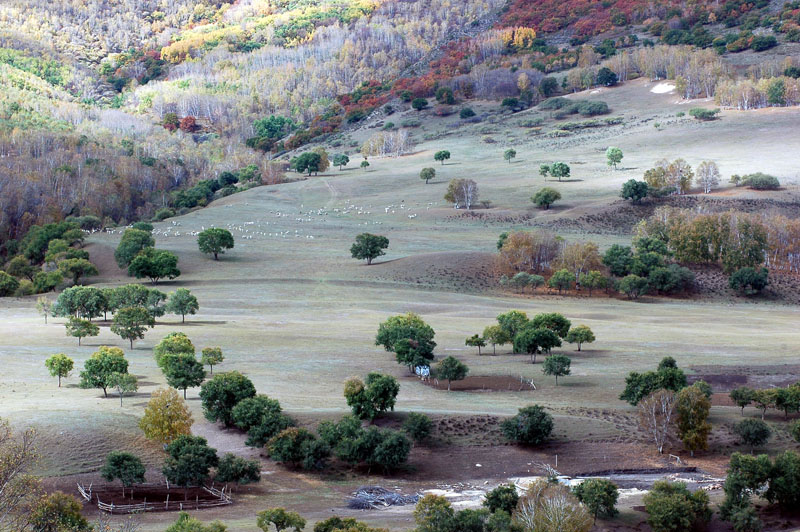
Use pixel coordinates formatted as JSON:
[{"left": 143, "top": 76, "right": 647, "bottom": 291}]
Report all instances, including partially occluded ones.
[{"left": 347, "top": 486, "right": 420, "bottom": 509}]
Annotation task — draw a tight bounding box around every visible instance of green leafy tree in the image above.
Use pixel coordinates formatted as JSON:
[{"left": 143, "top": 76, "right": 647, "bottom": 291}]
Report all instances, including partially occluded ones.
[
  {"left": 53, "top": 285, "right": 106, "bottom": 320},
  {"left": 128, "top": 248, "right": 180, "bottom": 283},
  {"left": 154, "top": 332, "right": 196, "bottom": 367},
  {"left": 549, "top": 162, "right": 570, "bottom": 181},
  {"left": 676, "top": 385, "right": 712, "bottom": 456},
  {"left": 79, "top": 346, "right": 128, "bottom": 398},
  {"left": 65, "top": 316, "right": 99, "bottom": 346},
  {"left": 232, "top": 395, "right": 284, "bottom": 432},
  {"left": 350, "top": 233, "right": 389, "bottom": 265},
  {"left": 621, "top": 179, "right": 649, "bottom": 203},
  {"left": 436, "top": 356, "right": 468, "bottom": 391},
  {"left": 163, "top": 353, "right": 206, "bottom": 399},
  {"left": 496, "top": 310, "right": 529, "bottom": 345},
  {"left": 513, "top": 325, "right": 561, "bottom": 364},
  {"left": 109, "top": 372, "right": 138, "bottom": 406},
  {"left": 333, "top": 154, "right": 349, "bottom": 170},
  {"left": 199, "top": 371, "right": 256, "bottom": 427},
  {"left": 198, "top": 228, "right": 234, "bottom": 260},
  {"left": 162, "top": 435, "right": 219, "bottom": 499},
  {"left": 412, "top": 98, "right": 429, "bottom": 111},
  {"left": 402, "top": 413, "right": 432, "bottom": 442},
  {"left": 420, "top": 167, "right": 436, "bottom": 184},
  {"left": 483, "top": 484, "right": 519, "bottom": 514},
  {"left": 376, "top": 312, "right": 436, "bottom": 354},
  {"left": 29, "top": 492, "right": 90, "bottom": 532},
  {"left": 45, "top": 353, "right": 74, "bottom": 387},
  {"left": 532, "top": 187, "right": 561, "bottom": 209},
  {"left": 101, "top": 451, "right": 145, "bottom": 497},
  {"left": 114, "top": 229, "right": 155, "bottom": 268},
  {"left": 539, "top": 164, "right": 550, "bottom": 180},
  {"left": 531, "top": 312, "right": 572, "bottom": 339},
  {"left": 501, "top": 405, "right": 553, "bottom": 445},
  {"left": 573, "top": 479, "right": 619, "bottom": 523},
  {"left": 565, "top": 325, "right": 595, "bottom": 351},
  {"left": 542, "top": 354, "right": 571, "bottom": 386},
  {"left": 733, "top": 419, "right": 771, "bottom": 453},
  {"left": 215, "top": 453, "right": 260, "bottom": 485},
  {"left": 257, "top": 508, "right": 306, "bottom": 532},
  {"left": 751, "top": 389, "right": 776, "bottom": 420},
  {"left": 57, "top": 258, "right": 98, "bottom": 285},
  {"left": 730, "top": 386, "right": 754, "bottom": 415},
  {"left": 291, "top": 152, "right": 322, "bottom": 175},
  {"left": 6, "top": 255, "right": 37, "bottom": 281},
  {"left": 547, "top": 269, "right": 572, "bottom": 293},
  {"left": 166, "top": 288, "right": 199, "bottom": 323},
  {"left": 605, "top": 147, "right": 623, "bottom": 169},
  {"left": 619, "top": 274, "right": 649, "bottom": 299},
  {"left": 603, "top": 244, "right": 634, "bottom": 277},
  {"left": 620, "top": 360, "right": 687, "bottom": 406},
  {"left": 643, "top": 481, "right": 711, "bottom": 532},
  {"left": 201, "top": 347, "right": 225, "bottom": 374},
  {"left": 360, "top": 160, "right": 370, "bottom": 170},
  {"left": 482, "top": 325, "right": 511, "bottom": 355},
  {"left": 266, "top": 428, "right": 326, "bottom": 470},
  {"left": 579, "top": 270, "right": 607, "bottom": 295},
  {"left": 729, "top": 267, "right": 769, "bottom": 295},
  {"left": 465, "top": 334, "right": 485, "bottom": 355},
  {"left": 503, "top": 149, "right": 516, "bottom": 164},
  {"left": 767, "top": 450, "right": 800, "bottom": 509},
  {"left": 434, "top": 150, "right": 451, "bottom": 165},
  {"left": 111, "top": 306, "right": 155, "bottom": 348},
  {"left": 344, "top": 373, "right": 400, "bottom": 420}
]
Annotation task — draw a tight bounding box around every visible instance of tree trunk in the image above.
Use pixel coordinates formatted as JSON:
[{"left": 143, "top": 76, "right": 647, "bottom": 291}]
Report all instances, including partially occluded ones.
[
  {"left": 120, "top": 393, "right": 123, "bottom": 406},
  {"left": 58, "top": 375, "right": 61, "bottom": 387},
  {"left": 447, "top": 380, "right": 451, "bottom": 391},
  {"left": 78, "top": 337, "right": 81, "bottom": 346},
  {"left": 182, "top": 314, "right": 185, "bottom": 323},
  {"left": 477, "top": 346, "right": 481, "bottom": 355},
  {"left": 184, "top": 388, "right": 187, "bottom": 399},
  {"left": 493, "top": 344, "right": 496, "bottom": 355},
  {"left": 209, "top": 365, "right": 213, "bottom": 375},
  {"left": 555, "top": 376, "right": 558, "bottom": 386},
  {"left": 102, "top": 386, "right": 108, "bottom": 398},
  {"left": 130, "top": 339, "right": 134, "bottom": 349},
  {"left": 578, "top": 343, "right": 582, "bottom": 351}
]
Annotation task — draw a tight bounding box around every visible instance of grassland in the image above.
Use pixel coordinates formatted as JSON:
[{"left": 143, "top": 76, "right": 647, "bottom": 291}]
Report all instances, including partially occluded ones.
[{"left": 2, "top": 79, "right": 800, "bottom": 530}]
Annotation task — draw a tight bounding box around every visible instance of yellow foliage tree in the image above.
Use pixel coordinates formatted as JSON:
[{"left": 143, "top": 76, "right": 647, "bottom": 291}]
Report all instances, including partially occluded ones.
[{"left": 138, "top": 388, "right": 193, "bottom": 445}]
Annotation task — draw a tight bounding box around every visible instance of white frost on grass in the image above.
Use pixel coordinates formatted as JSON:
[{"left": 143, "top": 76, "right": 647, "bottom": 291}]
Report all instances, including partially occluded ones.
[{"left": 651, "top": 82, "right": 675, "bottom": 94}]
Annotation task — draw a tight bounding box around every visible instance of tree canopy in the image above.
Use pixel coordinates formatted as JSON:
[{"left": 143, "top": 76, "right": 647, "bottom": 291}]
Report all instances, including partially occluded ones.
[
  {"left": 198, "top": 228, "right": 234, "bottom": 260},
  {"left": 350, "top": 233, "right": 389, "bottom": 265}
]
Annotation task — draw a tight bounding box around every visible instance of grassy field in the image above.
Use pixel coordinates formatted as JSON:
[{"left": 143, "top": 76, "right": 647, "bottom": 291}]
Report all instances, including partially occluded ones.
[{"left": 2, "top": 79, "right": 800, "bottom": 530}]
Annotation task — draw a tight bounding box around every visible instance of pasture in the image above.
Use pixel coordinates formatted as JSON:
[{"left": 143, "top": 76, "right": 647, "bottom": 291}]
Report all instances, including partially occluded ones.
[{"left": 2, "top": 79, "right": 800, "bottom": 530}]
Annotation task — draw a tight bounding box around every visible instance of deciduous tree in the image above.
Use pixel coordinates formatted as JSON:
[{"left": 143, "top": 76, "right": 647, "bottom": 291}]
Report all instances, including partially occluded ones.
[
  {"left": 101, "top": 452, "right": 145, "bottom": 498},
  {"left": 139, "top": 388, "right": 193, "bottom": 445},
  {"left": 111, "top": 306, "right": 155, "bottom": 348},
  {"left": 420, "top": 167, "right": 435, "bottom": 184},
  {"left": 45, "top": 353, "right": 74, "bottom": 387},
  {"left": 200, "top": 372, "right": 256, "bottom": 427},
  {"left": 128, "top": 248, "right": 180, "bottom": 283},
  {"left": 532, "top": 187, "right": 561, "bottom": 209},
  {"left": 501, "top": 405, "right": 553, "bottom": 445},
  {"left": 350, "top": 233, "right": 389, "bottom": 265},
  {"left": 257, "top": 508, "right": 306, "bottom": 532},
  {"left": 162, "top": 354, "right": 206, "bottom": 399},
  {"left": 542, "top": 354, "right": 571, "bottom": 385},
  {"left": 79, "top": 346, "right": 128, "bottom": 397},
  {"left": 436, "top": 356, "right": 468, "bottom": 391},
  {"left": 198, "top": 228, "right": 234, "bottom": 260},
  {"left": 566, "top": 325, "right": 595, "bottom": 351},
  {"left": 166, "top": 288, "right": 199, "bottom": 323},
  {"left": 637, "top": 390, "right": 676, "bottom": 454},
  {"left": 606, "top": 147, "right": 623, "bottom": 169},
  {"left": 65, "top": 316, "right": 99, "bottom": 346},
  {"left": 201, "top": 347, "right": 224, "bottom": 374},
  {"left": 114, "top": 229, "right": 155, "bottom": 268},
  {"left": 109, "top": 372, "right": 138, "bottom": 406}
]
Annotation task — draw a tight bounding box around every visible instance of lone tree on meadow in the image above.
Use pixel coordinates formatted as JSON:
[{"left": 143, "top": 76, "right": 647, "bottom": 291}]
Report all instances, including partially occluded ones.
[
  {"left": 111, "top": 306, "right": 155, "bottom": 348},
  {"left": 606, "top": 147, "right": 623, "bottom": 169},
  {"left": 201, "top": 347, "right": 225, "bottom": 374},
  {"left": 166, "top": 288, "right": 199, "bottom": 323},
  {"left": 198, "top": 228, "right": 234, "bottom": 260},
  {"left": 420, "top": 167, "right": 436, "bottom": 184},
  {"left": 465, "top": 334, "right": 485, "bottom": 355},
  {"left": 109, "top": 372, "right": 138, "bottom": 406},
  {"left": 139, "top": 387, "right": 194, "bottom": 445},
  {"left": 621, "top": 179, "right": 649, "bottom": 203},
  {"left": 291, "top": 151, "right": 322, "bottom": 175},
  {"left": 436, "top": 356, "right": 468, "bottom": 391},
  {"left": 532, "top": 187, "right": 561, "bottom": 209},
  {"left": 36, "top": 296, "right": 52, "bottom": 323},
  {"left": 257, "top": 508, "right": 306, "bottom": 532},
  {"left": 101, "top": 451, "right": 146, "bottom": 498},
  {"left": 350, "top": 233, "right": 389, "bottom": 265},
  {"left": 504, "top": 149, "right": 517, "bottom": 164},
  {"left": 45, "top": 353, "right": 74, "bottom": 387},
  {"left": 566, "top": 325, "right": 595, "bottom": 351},
  {"left": 79, "top": 346, "right": 129, "bottom": 397},
  {"left": 434, "top": 150, "right": 451, "bottom": 165},
  {"left": 333, "top": 154, "right": 349, "bottom": 170},
  {"left": 114, "top": 228, "right": 154, "bottom": 268},
  {"left": 549, "top": 162, "right": 570, "bottom": 181},
  {"left": 542, "top": 354, "right": 571, "bottom": 386},
  {"left": 65, "top": 316, "right": 99, "bottom": 346}
]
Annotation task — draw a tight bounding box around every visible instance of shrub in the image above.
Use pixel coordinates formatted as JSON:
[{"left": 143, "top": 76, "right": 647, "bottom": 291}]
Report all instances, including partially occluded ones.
[
  {"left": 741, "top": 173, "right": 780, "bottom": 190},
  {"left": 412, "top": 98, "right": 429, "bottom": 111},
  {"left": 501, "top": 405, "right": 553, "bottom": 445},
  {"left": 733, "top": 419, "right": 771, "bottom": 452},
  {"left": 459, "top": 107, "right": 476, "bottom": 119},
  {"left": 729, "top": 267, "right": 769, "bottom": 295},
  {"left": 153, "top": 207, "right": 175, "bottom": 221},
  {"left": 402, "top": 412, "right": 432, "bottom": 442},
  {"left": 689, "top": 108, "right": 720, "bottom": 121},
  {"left": 643, "top": 481, "right": 711, "bottom": 532},
  {"left": 750, "top": 35, "right": 777, "bottom": 52}
]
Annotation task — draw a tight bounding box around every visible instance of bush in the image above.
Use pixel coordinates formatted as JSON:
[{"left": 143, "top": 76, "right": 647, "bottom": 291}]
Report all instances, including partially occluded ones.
[
  {"left": 729, "top": 267, "right": 769, "bottom": 295},
  {"left": 401, "top": 118, "right": 421, "bottom": 128},
  {"left": 501, "top": 405, "right": 553, "bottom": 446},
  {"left": 574, "top": 101, "right": 609, "bottom": 116},
  {"left": 733, "top": 419, "right": 771, "bottom": 452},
  {"left": 412, "top": 98, "right": 429, "bottom": 111},
  {"left": 750, "top": 35, "right": 777, "bottom": 52},
  {"left": 459, "top": 107, "right": 476, "bottom": 119},
  {"left": 741, "top": 173, "right": 780, "bottom": 190},
  {"left": 153, "top": 208, "right": 175, "bottom": 221},
  {"left": 483, "top": 484, "right": 519, "bottom": 514},
  {"left": 689, "top": 108, "right": 720, "bottom": 121},
  {"left": 215, "top": 453, "right": 260, "bottom": 484},
  {"left": 643, "top": 481, "right": 711, "bottom": 532},
  {"left": 402, "top": 412, "right": 432, "bottom": 442}
]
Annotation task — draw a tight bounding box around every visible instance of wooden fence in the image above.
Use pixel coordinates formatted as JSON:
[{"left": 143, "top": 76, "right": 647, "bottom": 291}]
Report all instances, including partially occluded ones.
[{"left": 77, "top": 483, "right": 233, "bottom": 514}]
